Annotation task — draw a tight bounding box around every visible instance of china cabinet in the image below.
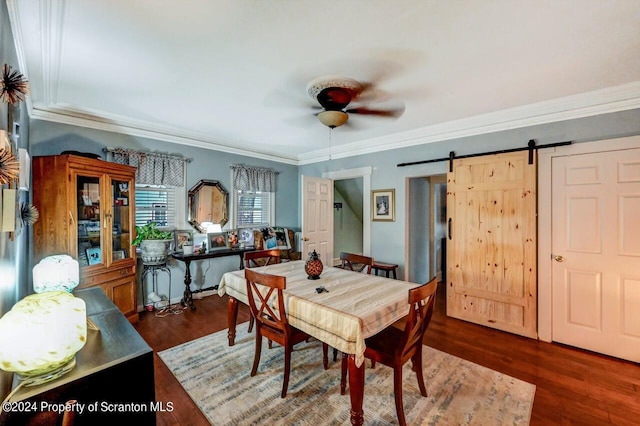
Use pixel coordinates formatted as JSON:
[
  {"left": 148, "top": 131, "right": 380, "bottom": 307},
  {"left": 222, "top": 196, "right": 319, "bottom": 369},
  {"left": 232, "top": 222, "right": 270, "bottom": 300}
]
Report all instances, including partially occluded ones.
[{"left": 32, "top": 154, "right": 138, "bottom": 321}]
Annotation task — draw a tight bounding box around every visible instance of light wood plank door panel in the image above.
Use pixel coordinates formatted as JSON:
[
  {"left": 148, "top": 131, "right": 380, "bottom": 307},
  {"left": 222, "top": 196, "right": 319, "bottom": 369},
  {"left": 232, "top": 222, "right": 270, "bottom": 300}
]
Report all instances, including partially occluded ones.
[{"left": 447, "top": 151, "right": 537, "bottom": 338}]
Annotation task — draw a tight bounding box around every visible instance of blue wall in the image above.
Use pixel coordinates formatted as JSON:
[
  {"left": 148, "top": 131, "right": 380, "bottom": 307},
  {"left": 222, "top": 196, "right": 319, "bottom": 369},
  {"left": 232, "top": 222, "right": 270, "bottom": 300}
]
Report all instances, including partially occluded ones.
[
  {"left": 299, "top": 108, "right": 640, "bottom": 279},
  {"left": 0, "top": 0, "right": 31, "bottom": 402},
  {"left": 28, "top": 120, "right": 299, "bottom": 304}
]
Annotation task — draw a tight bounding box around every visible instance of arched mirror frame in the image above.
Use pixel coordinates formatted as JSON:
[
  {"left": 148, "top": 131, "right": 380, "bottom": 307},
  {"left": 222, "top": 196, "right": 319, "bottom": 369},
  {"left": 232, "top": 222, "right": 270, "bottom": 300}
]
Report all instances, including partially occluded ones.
[{"left": 188, "top": 179, "right": 229, "bottom": 233}]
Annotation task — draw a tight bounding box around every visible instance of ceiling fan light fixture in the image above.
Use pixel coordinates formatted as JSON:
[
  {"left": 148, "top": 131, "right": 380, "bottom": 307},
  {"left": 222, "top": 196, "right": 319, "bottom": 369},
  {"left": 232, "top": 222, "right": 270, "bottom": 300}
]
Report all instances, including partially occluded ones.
[
  {"left": 307, "top": 76, "right": 361, "bottom": 100},
  {"left": 317, "top": 110, "right": 348, "bottom": 128}
]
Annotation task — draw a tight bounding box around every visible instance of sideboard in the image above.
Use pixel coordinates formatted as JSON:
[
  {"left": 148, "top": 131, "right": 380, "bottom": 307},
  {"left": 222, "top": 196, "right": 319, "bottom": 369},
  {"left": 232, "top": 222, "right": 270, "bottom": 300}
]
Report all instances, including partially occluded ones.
[{"left": 0, "top": 287, "right": 156, "bottom": 425}]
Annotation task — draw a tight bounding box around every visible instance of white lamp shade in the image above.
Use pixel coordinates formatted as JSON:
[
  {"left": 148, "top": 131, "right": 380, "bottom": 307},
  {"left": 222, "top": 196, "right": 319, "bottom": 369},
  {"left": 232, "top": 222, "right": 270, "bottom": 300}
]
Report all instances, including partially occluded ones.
[
  {"left": 33, "top": 254, "right": 79, "bottom": 293},
  {"left": 0, "top": 291, "right": 87, "bottom": 377}
]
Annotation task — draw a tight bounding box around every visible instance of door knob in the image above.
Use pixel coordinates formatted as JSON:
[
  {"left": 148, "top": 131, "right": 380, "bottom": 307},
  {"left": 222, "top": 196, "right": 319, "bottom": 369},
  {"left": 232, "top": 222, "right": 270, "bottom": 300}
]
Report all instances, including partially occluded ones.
[
  {"left": 553, "top": 255, "right": 564, "bottom": 262},
  {"left": 302, "top": 237, "right": 309, "bottom": 241}
]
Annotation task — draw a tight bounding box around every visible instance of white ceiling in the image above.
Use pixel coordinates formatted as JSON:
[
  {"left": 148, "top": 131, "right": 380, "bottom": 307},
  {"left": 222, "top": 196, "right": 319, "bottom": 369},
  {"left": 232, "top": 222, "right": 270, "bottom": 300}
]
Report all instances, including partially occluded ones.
[{"left": 7, "top": 0, "right": 640, "bottom": 164}]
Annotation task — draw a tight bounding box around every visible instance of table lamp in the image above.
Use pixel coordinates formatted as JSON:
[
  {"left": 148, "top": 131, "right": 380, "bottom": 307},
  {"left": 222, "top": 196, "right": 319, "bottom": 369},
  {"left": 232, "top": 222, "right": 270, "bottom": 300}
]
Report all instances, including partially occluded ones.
[
  {"left": 32, "top": 254, "right": 79, "bottom": 293},
  {"left": 0, "top": 291, "right": 87, "bottom": 385}
]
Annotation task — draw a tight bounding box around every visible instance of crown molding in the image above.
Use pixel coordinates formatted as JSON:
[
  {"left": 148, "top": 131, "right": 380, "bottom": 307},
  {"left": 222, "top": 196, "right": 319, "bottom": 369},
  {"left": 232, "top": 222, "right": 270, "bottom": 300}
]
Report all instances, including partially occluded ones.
[
  {"left": 298, "top": 81, "right": 640, "bottom": 164},
  {"left": 29, "top": 81, "right": 640, "bottom": 166},
  {"left": 29, "top": 107, "right": 300, "bottom": 165}
]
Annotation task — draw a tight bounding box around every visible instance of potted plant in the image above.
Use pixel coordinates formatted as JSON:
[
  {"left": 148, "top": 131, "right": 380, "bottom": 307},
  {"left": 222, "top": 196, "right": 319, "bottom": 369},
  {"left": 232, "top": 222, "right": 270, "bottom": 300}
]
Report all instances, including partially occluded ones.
[{"left": 132, "top": 222, "right": 173, "bottom": 265}]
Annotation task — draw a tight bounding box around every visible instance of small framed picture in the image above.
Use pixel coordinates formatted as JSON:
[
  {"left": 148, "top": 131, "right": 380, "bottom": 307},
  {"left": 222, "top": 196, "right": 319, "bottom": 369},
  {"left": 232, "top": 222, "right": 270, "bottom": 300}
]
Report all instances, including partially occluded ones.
[
  {"left": 237, "top": 226, "right": 255, "bottom": 248},
  {"left": 372, "top": 189, "right": 395, "bottom": 222},
  {"left": 86, "top": 247, "right": 102, "bottom": 265},
  {"left": 174, "top": 229, "right": 193, "bottom": 252},
  {"left": 112, "top": 250, "right": 126, "bottom": 261},
  {"left": 208, "top": 232, "right": 228, "bottom": 251},
  {"left": 227, "top": 229, "right": 238, "bottom": 248}
]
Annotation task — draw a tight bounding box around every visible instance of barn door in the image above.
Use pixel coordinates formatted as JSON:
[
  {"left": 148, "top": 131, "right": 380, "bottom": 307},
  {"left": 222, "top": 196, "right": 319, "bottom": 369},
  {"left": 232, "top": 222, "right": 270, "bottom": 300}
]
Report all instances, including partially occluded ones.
[{"left": 447, "top": 151, "right": 537, "bottom": 338}]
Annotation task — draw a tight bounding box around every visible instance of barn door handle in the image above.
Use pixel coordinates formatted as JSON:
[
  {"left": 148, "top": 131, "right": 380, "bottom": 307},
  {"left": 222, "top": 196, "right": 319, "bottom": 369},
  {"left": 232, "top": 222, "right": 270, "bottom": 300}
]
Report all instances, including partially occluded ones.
[{"left": 448, "top": 218, "right": 452, "bottom": 240}]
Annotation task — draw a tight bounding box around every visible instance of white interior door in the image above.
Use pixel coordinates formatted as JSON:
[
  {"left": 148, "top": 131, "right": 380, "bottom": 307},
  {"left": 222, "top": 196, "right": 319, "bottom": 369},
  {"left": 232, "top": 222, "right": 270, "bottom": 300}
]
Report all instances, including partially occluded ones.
[
  {"left": 551, "top": 148, "right": 640, "bottom": 362},
  {"left": 301, "top": 175, "right": 333, "bottom": 267}
]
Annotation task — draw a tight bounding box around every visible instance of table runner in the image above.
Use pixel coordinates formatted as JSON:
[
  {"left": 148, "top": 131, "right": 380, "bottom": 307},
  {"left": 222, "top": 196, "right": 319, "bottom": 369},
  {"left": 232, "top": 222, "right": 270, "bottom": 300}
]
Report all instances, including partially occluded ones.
[{"left": 218, "top": 260, "right": 418, "bottom": 366}]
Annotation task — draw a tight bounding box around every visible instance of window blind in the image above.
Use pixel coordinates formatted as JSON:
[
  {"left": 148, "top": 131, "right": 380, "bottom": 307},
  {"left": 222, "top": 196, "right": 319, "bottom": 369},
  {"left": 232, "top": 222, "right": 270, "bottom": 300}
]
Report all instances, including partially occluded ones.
[{"left": 135, "top": 185, "right": 176, "bottom": 228}]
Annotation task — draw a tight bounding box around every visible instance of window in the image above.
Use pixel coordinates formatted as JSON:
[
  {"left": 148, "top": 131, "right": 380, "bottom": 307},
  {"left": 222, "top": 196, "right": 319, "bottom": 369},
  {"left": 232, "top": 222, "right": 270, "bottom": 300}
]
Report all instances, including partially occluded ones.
[
  {"left": 135, "top": 185, "right": 181, "bottom": 228},
  {"left": 234, "top": 190, "right": 274, "bottom": 227}
]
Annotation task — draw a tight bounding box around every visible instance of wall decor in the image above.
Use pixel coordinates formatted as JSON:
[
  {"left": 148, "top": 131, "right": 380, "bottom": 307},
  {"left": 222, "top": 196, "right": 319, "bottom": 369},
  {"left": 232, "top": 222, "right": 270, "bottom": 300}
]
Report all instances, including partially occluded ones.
[
  {"left": 0, "top": 148, "right": 19, "bottom": 185},
  {"left": 372, "top": 189, "right": 395, "bottom": 222},
  {"left": 207, "top": 232, "right": 228, "bottom": 251},
  {"left": 19, "top": 202, "right": 39, "bottom": 226},
  {"left": 0, "top": 64, "right": 30, "bottom": 104},
  {"left": 18, "top": 148, "right": 30, "bottom": 190},
  {"left": 0, "top": 188, "right": 16, "bottom": 231}
]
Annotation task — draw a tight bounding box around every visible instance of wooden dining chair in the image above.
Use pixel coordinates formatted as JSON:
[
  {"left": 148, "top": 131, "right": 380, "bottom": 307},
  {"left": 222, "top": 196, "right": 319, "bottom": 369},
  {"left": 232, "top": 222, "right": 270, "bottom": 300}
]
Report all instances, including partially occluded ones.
[
  {"left": 244, "top": 249, "right": 281, "bottom": 332},
  {"left": 339, "top": 252, "right": 374, "bottom": 274},
  {"left": 244, "top": 249, "right": 281, "bottom": 268},
  {"left": 245, "top": 268, "right": 314, "bottom": 398},
  {"left": 329, "top": 252, "right": 375, "bottom": 365},
  {"left": 340, "top": 277, "right": 438, "bottom": 426}
]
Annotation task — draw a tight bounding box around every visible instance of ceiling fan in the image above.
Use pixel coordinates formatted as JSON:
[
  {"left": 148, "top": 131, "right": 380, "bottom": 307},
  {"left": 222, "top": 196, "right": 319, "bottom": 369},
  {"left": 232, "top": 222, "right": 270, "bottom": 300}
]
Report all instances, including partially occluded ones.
[{"left": 306, "top": 76, "right": 404, "bottom": 129}]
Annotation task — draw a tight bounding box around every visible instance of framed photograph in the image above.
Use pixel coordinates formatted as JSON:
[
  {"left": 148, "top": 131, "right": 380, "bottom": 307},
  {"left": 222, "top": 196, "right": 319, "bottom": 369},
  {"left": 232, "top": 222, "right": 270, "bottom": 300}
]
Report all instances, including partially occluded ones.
[
  {"left": 86, "top": 247, "right": 102, "bottom": 265},
  {"left": 237, "top": 226, "right": 255, "bottom": 248},
  {"left": 208, "top": 232, "right": 228, "bottom": 251},
  {"left": 227, "top": 229, "right": 239, "bottom": 248},
  {"left": 372, "top": 189, "right": 395, "bottom": 222},
  {"left": 113, "top": 250, "right": 126, "bottom": 260},
  {"left": 174, "top": 229, "right": 193, "bottom": 252}
]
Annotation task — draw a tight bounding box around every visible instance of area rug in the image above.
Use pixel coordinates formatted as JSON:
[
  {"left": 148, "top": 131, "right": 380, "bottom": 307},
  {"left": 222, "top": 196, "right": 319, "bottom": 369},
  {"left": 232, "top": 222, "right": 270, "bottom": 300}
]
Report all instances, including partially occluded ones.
[{"left": 158, "top": 327, "right": 535, "bottom": 425}]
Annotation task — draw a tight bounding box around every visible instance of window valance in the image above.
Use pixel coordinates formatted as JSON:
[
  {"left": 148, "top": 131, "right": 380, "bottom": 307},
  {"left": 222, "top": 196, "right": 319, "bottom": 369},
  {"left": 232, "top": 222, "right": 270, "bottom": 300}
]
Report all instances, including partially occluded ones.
[
  {"left": 110, "top": 148, "right": 186, "bottom": 186},
  {"left": 231, "top": 164, "right": 279, "bottom": 192}
]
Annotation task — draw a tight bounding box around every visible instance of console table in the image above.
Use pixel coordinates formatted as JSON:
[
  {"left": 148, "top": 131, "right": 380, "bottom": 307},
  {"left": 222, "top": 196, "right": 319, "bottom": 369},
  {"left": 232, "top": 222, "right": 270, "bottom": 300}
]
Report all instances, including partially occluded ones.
[
  {"left": 1, "top": 287, "right": 155, "bottom": 425},
  {"left": 172, "top": 247, "right": 254, "bottom": 310}
]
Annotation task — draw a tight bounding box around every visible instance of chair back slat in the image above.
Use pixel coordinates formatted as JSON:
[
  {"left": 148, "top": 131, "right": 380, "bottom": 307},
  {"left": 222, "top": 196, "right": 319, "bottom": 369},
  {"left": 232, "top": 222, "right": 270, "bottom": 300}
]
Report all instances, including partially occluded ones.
[
  {"left": 399, "top": 277, "right": 437, "bottom": 361},
  {"left": 244, "top": 249, "right": 281, "bottom": 269},
  {"left": 245, "top": 268, "right": 288, "bottom": 333},
  {"left": 339, "top": 252, "right": 373, "bottom": 274}
]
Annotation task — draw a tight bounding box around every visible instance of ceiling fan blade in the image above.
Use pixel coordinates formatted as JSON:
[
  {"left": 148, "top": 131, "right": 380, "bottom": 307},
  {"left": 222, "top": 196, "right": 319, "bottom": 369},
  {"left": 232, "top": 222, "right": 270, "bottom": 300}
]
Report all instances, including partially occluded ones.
[{"left": 346, "top": 104, "right": 405, "bottom": 118}]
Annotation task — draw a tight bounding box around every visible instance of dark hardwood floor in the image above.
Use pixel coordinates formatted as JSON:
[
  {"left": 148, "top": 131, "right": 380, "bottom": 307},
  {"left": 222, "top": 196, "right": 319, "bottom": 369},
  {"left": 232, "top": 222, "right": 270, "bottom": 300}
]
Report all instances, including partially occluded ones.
[{"left": 134, "top": 284, "right": 640, "bottom": 426}]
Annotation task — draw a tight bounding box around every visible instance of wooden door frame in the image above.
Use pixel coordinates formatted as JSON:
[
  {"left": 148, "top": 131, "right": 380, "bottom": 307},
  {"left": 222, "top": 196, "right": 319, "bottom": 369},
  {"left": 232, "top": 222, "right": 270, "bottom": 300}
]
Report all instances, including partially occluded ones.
[
  {"left": 322, "top": 166, "right": 372, "bottom": 257},
  {"left": 537, "top": 135, "right": 640, "bottom": 342},
  {"left": 429, "top": 174, "right": 447, "bottom": 281}
]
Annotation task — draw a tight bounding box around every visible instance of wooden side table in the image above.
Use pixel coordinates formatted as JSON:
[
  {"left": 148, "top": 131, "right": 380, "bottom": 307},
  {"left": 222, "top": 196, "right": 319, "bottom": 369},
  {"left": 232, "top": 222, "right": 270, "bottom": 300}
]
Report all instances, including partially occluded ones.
[{"left": 372, "top": 261, "right": 399, "bottom": 279}]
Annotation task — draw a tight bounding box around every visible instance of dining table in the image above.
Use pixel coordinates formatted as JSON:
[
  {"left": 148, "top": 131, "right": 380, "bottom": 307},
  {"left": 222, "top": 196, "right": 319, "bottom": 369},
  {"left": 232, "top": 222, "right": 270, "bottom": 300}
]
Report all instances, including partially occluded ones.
[{"left": 218, "top": 260, "right": 419, "bottom": 426}]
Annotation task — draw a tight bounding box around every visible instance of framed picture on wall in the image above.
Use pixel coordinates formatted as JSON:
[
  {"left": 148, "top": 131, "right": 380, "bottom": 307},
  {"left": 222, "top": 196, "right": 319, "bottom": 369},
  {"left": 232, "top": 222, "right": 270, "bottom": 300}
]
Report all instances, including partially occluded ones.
[{"left": 372, "top": 189, "right": 395, "bottom": 222}]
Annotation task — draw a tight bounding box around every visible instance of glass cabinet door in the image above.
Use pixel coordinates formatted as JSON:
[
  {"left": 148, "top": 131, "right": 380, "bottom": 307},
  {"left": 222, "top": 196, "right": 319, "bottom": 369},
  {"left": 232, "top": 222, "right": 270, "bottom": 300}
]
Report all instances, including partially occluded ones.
[
  {"left": 111, "top": 178, "right": 133, "bottom": 263},
  {"left": 76, "top": 174, "right": 103, "bottom": 267}
]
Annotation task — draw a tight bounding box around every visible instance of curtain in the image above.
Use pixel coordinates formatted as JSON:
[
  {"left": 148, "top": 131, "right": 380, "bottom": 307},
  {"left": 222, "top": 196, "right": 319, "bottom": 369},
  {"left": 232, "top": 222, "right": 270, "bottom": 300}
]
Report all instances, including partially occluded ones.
[
  {"left": 111, "top": 148, "right": 185, "bottom": 186},
  {"left": 230, "top": 164, "right": 279, "bottom": 192}
]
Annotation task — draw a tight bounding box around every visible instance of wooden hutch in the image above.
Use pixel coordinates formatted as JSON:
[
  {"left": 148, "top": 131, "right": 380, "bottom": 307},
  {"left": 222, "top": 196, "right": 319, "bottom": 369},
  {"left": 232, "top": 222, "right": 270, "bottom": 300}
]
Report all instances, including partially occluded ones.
[{"left": 32, "top": 154, "right": 138, "bottom": 322}]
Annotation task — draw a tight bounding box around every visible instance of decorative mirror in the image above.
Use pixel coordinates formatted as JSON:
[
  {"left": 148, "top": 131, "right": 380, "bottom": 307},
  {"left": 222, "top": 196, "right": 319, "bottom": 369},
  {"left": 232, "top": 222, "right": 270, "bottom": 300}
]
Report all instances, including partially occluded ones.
[{"left": 188, "top": 180, "right": 229, "bottom": 233}]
